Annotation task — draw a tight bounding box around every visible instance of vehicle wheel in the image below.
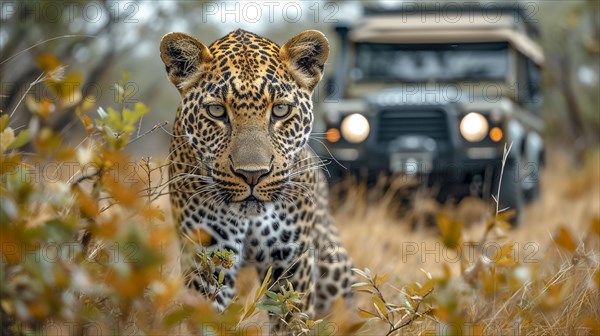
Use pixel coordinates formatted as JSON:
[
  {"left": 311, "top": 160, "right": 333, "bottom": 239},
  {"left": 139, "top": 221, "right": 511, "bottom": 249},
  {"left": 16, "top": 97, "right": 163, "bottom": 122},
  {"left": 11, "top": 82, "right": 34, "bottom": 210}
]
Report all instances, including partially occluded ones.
[
  {"left": 523, "top": 178, "right": 540, "bottom": 202},
  {"left": 492, "top": 158, "right": 524, "bottom": 226}
]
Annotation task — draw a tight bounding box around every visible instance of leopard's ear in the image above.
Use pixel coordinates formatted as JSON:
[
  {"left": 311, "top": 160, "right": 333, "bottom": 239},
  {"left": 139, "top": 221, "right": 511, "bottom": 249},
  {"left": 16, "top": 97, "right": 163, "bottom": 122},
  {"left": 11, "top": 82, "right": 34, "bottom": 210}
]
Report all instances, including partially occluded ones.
[
  {"left": 280, "top": 30, "right": 329, "bottom": 91},
  {"left": 159, "top": 32, "right": 213, "bottom": 93}
]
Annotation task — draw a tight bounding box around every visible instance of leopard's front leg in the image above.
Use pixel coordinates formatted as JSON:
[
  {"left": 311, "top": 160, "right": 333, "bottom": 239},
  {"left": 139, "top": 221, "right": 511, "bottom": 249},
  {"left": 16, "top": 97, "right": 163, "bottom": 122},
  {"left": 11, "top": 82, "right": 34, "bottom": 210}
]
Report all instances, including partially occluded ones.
[
  {"left": 176, "top": 200, "right": 250, "bottom": 311},
  {"left": 180, "top": 237, "right": 243, "bottom": 311},
  {"left": 245, "top": 211, "right": 316, "bottom": 334},
  {"left": 254, "top": 244, "right": 316, "bottom": 335}
]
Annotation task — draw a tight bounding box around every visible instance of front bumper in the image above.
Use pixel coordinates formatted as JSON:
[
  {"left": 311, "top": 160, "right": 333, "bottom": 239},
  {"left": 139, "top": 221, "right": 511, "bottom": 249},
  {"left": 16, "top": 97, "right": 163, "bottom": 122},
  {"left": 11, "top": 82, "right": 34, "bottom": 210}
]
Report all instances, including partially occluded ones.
[{"left": 325, "top": 142, "right": 504, "bottom": 181}]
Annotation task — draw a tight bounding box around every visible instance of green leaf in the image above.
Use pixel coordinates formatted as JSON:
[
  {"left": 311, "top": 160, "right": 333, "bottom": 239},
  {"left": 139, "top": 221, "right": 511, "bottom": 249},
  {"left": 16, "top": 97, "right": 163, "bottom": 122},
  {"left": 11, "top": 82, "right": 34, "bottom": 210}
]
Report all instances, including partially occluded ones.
[
  {"left": 7, "top": 130, "right": 30, "bottom": 149},
  {"left": 218, "top": 270, "right": 225, "bottom": 285},
  {"left": 265, "top": 290, "right": 278, "bottom": 300},
  {"left": 256, "top": 303, "right": 283, "bottom": 315},
  {"left": 45, "top": 219, "right": 76, "bottom": 242},
  {"left": 0, "top": 115, "right": 9, "bottom": 131}
]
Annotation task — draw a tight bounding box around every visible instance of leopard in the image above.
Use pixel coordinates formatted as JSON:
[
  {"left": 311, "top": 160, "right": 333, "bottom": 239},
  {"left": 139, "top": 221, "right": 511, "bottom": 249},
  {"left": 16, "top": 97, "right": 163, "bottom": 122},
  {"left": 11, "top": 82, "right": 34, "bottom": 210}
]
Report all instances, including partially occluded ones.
[{"left": 159, "top": 28, "right": 354, "bottom": 327}]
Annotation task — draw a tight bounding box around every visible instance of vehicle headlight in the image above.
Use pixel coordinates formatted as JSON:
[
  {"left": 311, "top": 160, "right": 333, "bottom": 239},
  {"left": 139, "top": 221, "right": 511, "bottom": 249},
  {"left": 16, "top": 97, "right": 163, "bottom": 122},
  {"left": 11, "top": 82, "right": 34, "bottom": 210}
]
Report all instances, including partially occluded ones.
[
  {"left": 340, "top": 113, "right": 370, "bottom": 143},
  {"left": 460, "top": 112, "right": 489, "bottom": 142}
]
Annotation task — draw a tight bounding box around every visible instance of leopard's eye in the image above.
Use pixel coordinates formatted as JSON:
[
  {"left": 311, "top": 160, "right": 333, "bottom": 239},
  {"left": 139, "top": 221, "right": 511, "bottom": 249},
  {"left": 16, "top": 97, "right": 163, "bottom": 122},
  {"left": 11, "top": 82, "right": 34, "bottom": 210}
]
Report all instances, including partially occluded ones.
[
  {"left": 206, "top": 105, "right": 226, "bottom": 119},
  {"left": 272, "top": 104, "right": 292, "bottom": 119}
]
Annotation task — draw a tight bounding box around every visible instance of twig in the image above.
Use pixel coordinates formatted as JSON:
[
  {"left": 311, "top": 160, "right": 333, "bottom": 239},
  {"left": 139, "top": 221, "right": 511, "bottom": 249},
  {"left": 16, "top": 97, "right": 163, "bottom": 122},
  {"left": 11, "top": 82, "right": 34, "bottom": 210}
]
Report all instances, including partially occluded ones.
[
  {"left": 128, "top": 121, "right": 169, "bottom": 145},
  {"left": 9, "top": 72, "right": 44, "bottom": 118},
  {"left": 464, "top": 142, "right": 512, "bottom": 284},
  {"left": 0, "top": 35, "right": 97, "bottom": 66},
  {"left": 386, "top": 288, "right": 434, "bottom": 336}
]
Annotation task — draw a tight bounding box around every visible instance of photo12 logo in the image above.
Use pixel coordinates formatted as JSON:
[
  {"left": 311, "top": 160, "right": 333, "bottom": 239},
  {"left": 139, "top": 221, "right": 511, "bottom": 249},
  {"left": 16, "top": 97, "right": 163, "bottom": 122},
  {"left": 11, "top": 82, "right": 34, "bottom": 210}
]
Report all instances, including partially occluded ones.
[
  {"left": 0, "top": 241, "right": 153, "bottom": 265},
  {"left": 396, "top": 1, "right": 539, "bottom": 24},
  {"left": 401, "top": 241, "right": 540, "bottom": 264},
  {"left": 199, "top": 1, "right": 339, "bottom": 24},
  {"left": 1, "top": 1, "right": 140, "bottom": 23}
]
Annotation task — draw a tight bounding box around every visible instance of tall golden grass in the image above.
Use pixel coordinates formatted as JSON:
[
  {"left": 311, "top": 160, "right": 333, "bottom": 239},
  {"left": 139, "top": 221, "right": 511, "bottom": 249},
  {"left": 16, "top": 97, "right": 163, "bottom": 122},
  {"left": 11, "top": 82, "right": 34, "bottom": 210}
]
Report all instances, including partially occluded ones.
[{"left": 328, "top": 149, "right": 600, "bottom": 335}]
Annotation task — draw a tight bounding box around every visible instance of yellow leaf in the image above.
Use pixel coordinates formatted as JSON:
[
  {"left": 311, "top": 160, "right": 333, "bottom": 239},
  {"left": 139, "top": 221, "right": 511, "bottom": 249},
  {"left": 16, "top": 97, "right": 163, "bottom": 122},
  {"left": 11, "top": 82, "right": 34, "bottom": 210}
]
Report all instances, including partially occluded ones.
[
  {"left": 472, "top": 323, "right": 485, "bottom": 336},
  {"left": 140, "top": 205, "right": 165, "bottom": 221},
  {"left": 26, "top": 97, "right": 55, "bottom": 118},
  {"left": 56, "top": 72, "right": 83, "bottom": 107},
  {"left": 553, "top": 226, "right": 577, "bottom": 252},
  {"left": 357, "top": 308, "right": 378, "bottom": 319},
  {"left": 101, "top": 172, "right": 140, "bottom": 207},
  {"left": 148, "top": 225, "right": 171, "bottom": 249},
  {"left": 93, "top": 217, "right": 117, "bottom": 239},
  {"left": 493, "top": 243, "right": 515, "bottom": 260},
  {"left": 480, "top": 267, "right": 498, "bottom": 296},
  {"left": 371, "top": 295, "right": 389, "bottom": 318},
  {"left": 0, "top": 232, "right": 19, "bottom": 264},
  {"left": 36, "top": 53, "right": 61, "bottom": 71},
  {"left": 0, "top": 127, "right": 15, "bottom": 152},
  {"left": 28, "top": 301, "right": 50, "bottom": 319},
  {"left": 429, "top": 307, "right": 448, "bottom": 322},
  {"left": 493, "top": 243, "right": 517, "bottom": 266},
  {"left": 540, "top": 279, "right": 571, "bottom": 311},
  {"left": 437, "top": 214, "right": 463, "bottom": 249},
  {"left": 497, "top": 209, "right": 517, "bottom": 223},
  {"left": 354, "top": 289, "right": 377, "bottom": 295},
  {"left": 153, "top": 277, "right": 182, "bottom": 308},
  {"left": 0, "top": 153, "right": 22, "bottom": 175},
  {"left": 590, "top": 217, "right": 600, "bottom": 237},
  {"left": 255, "top": 267, "right": 272, "bottom": 301},
  {"left": 72, "top": 185, "right": 99, "bottom": 218},
  {"left": 579, "top": 317, "right": 600, "bottom": 335},
  {"left": 418, "top": 279, "right": 434, "bottom": 296},
  {"left": 79, "top": 114, "right": 94, "bottom": 134},
  {"left": 496, "top": 254, "right": 517, "bottom": 267},
  {"left": 442, "top": 263, "right": 452, "bottom": 279},
  {"left": 374, "top": 273, "right": 388, "bottom": 287},
  {"left": 0, "top": 114, "right": 9, "bottom": 131},
  {"left": 79, "top": 96, "right": 97, "bottom": 112},
  {"left": 189, "top": 229, "right": 213, "bottom": 246}
]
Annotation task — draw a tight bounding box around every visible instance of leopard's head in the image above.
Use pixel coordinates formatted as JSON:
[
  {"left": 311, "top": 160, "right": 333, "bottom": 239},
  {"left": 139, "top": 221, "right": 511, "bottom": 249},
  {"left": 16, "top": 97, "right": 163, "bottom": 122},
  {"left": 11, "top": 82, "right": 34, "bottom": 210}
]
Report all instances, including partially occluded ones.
[{"left": 160, "top": 29, "right": 328, "bottom": 215}]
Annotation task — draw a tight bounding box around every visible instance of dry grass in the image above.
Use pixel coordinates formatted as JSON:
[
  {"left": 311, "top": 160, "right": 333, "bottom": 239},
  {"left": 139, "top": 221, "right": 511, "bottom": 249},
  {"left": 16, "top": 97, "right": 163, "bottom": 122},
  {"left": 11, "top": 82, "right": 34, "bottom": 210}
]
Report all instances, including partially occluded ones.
[
  {"left": 327, "top": 149, "right": 600, "bottom": 335},
  {"left": 338, "top": 149, "right": 599, "bottom": 277}
]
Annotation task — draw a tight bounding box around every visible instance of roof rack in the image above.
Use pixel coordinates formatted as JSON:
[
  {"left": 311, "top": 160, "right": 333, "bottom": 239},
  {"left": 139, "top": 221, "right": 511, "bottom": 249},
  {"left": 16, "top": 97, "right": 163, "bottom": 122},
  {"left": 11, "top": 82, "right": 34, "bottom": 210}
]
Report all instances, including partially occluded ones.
[{"left": 363, "top": 3, "right": 540, "bottom": 37}]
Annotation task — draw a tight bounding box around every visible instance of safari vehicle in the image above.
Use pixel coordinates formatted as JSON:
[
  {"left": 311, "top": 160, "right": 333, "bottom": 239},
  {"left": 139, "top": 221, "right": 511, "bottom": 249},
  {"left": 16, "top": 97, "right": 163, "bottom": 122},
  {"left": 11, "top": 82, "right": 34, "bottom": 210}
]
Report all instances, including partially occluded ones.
[{"left": 319, "top": 4, "right": 545, "bottom": 223}]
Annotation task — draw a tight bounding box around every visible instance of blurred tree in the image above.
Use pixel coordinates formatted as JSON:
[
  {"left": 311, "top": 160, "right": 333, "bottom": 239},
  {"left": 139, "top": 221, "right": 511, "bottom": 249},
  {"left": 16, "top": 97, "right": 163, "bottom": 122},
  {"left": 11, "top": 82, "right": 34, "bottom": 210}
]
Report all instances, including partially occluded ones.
[
  {"left": 1, "top": 1, "right": 139, "bottom": 128},
  {"left": 539, "top": 0, "right": 600, "bottom": 158}
]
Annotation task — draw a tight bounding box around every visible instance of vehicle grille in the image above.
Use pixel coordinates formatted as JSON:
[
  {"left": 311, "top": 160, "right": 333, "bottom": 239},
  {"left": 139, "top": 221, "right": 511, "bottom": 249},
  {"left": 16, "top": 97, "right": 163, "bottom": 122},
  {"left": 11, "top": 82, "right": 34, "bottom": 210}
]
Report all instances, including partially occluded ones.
[{"left": 377, "top": 109, "right": 450, "bottom": 144}]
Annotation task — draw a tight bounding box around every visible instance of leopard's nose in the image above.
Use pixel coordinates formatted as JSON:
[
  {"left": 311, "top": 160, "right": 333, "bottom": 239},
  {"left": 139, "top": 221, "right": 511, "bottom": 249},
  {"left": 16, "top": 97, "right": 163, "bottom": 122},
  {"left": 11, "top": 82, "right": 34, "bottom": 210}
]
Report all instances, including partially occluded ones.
[{"left": 234, "top": 166, "right": 271, "bottom": 186}]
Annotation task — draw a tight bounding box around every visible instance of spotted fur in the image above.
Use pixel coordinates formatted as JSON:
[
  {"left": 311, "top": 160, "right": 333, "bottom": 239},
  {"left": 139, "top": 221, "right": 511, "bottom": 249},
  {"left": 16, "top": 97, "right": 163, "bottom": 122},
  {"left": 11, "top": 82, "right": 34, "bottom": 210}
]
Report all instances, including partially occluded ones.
[{"left": 160, "top": 29, "right": 353, "bottom": 324}]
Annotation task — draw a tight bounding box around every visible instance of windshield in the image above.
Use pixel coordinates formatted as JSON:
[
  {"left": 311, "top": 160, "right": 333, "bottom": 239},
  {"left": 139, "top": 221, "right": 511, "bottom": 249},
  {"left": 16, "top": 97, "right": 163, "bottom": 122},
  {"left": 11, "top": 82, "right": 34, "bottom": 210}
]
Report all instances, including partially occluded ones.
[{"left": 354, "top": 42, "right": 509, "bottom": 82}]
